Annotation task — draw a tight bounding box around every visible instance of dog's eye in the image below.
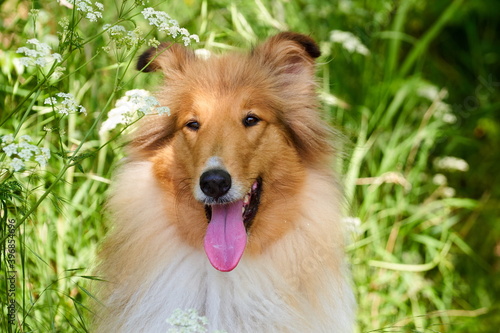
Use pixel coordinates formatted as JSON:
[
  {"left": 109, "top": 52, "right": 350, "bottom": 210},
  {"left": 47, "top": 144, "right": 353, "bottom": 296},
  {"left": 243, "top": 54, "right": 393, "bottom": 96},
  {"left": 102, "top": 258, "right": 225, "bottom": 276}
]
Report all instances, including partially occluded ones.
[
  {"left": 243, "top": 115, "right": 261, "bottom": 127},
  {"left": 185, "top": 120, "right": 200, "bottom": 131}
]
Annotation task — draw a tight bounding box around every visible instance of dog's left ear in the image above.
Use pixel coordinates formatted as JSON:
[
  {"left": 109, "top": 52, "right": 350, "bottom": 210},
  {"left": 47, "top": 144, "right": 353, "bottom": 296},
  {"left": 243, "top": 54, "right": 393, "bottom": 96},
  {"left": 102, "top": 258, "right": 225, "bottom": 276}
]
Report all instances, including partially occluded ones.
[
  {"left": 252, "top": 32, "right": 320, "bottom": 75},
  {"left": 254, "top": 33, "right": 334, "bottom": 166}
]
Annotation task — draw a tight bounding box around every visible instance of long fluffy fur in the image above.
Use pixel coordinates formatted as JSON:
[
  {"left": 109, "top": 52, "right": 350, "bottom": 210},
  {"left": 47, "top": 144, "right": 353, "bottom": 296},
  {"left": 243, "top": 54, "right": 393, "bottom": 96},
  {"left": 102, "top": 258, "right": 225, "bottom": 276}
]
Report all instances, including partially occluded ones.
[{"left": 93, "top": 32, "right": 355, "bottom": 332}]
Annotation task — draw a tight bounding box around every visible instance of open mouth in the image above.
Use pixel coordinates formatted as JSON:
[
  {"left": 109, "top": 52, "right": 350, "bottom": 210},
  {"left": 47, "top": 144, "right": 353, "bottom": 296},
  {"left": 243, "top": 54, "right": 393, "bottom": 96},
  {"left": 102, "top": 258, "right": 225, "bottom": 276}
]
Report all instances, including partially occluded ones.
[
  {"left": 204, "top": 177, "right": 262, "bottom": 229},
  {"left": 203, "top": 178, "right": 262, "bottom": 272}
]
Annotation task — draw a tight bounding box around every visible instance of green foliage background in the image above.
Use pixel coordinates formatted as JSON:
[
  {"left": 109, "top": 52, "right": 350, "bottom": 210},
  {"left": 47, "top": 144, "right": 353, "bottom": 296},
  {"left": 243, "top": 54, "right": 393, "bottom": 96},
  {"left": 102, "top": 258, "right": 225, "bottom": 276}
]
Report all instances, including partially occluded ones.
[{"left": 0, "top": 0, "right": 499, "bottom": 332}]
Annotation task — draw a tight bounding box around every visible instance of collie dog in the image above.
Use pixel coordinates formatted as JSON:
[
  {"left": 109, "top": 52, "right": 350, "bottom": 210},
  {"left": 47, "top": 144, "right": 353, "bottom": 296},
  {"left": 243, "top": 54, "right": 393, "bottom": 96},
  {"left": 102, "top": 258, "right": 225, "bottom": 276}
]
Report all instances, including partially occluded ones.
[{"left": 94, "top": 32, "right": 355, "bottom": 332}]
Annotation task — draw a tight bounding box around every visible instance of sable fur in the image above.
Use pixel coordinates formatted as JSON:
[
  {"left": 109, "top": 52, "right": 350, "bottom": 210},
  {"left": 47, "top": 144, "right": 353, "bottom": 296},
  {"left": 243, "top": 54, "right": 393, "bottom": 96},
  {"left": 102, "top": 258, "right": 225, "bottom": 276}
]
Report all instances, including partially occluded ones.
[{"left": 93, "top": 32, "right": 355, "bottom": 332}]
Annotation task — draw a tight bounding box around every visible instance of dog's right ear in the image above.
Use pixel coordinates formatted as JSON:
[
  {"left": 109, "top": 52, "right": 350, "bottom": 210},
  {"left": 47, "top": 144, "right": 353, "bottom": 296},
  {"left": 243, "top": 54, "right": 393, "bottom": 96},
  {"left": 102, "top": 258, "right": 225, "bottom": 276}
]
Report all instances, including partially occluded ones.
[{"left": 137, "top": 43, "right": 195, "bottom": 75}]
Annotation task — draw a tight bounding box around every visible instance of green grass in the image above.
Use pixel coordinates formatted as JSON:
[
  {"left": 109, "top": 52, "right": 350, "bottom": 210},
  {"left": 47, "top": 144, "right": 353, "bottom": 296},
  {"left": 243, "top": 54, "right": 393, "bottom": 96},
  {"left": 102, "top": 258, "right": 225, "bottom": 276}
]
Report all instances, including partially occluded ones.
[{"left": 1, "top": 0, "right": 498, "bottom": 332}]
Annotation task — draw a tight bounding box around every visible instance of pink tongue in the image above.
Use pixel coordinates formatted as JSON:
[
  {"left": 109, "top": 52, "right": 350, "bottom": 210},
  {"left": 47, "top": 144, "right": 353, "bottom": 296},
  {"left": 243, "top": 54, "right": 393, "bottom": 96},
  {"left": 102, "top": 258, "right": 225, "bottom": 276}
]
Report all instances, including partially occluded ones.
[{"left": 204, "top": 200, "right": 247, "bottom": 272}]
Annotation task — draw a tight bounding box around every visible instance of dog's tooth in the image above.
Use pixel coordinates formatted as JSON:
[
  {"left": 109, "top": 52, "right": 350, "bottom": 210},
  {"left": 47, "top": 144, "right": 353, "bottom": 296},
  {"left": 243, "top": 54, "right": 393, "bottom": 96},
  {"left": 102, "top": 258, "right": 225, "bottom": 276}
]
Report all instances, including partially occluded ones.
[
  {"left": 243, "top": 194, "right": 250, "bottom": 205},
  {"left": 242, "top": 207, "right": 245, "bottom": 214}
]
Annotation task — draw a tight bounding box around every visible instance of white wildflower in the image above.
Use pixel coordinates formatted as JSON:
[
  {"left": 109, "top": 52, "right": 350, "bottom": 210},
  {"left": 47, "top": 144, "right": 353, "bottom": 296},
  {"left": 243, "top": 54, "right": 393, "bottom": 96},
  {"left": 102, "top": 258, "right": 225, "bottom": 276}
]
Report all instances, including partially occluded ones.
[
  {"left": 418, "top": 85, "right": 441, "bottom": 101},
  {"left": 432, "top": 174, "right": 447, "bottom": 186},
  {"left": 142, "top": 7, "right": 172, "bottom": 31},
  {"left": 59, "top": 17, "right": 70, "bottom": 31},
  {"left": 19, "top": 135, "right": 32, "bottom": 142},
  {"left": 2, "top": 134, "right": 15, "bottom": 144},
  {"left": 103, "top": 24, "right": 144, "bottom": 49},
  {"left": 44, "top": 92, "right": 86, "bottom": 115},
  {"left": 418, "top": 85, "right": 455, "bottom": 123},
  {"left": 0, "top": 135, "right": 50, "bottom": 171},
  {"left": 330, "top": 30, "right": 370, "bottom": 56},
  {"left": 44, "top": 97, "right": 57, "bottom": 106},
  {"left": 16, "top": 38, "right": 62, "bottom": 68},
  {"left": 10, "top": 158, "right": 25, "bottom": 172},
  {"left": 99, "top": 89, "right": 169, "bottom": 136},
  {"left": 434, "top": 156, "right": 469, "bottom": 172},
  {"left": 142, "top": 7, "right": 199, "bottom": 45},
  {"left": 190, "top": 34, "right": 200, "bottom": 43},
  {"left": 442, "top": 112, "right": 457, "bottom": 124},
  {"left": 195, "top": 49, "right": 211, "bottom": 60},
  {"left": 63, "top": 0, "right": 103, "bottom": 22},
  {"left": 2, "top": 143, "right": 18, "bottom": 157},
  {"left": 18, "top": 148, "right": 34, "bottom": 160},
  {"left": 442, "top": 187, "right": 456, "bottom": 198},
  {"left": 101, "top": 46, "right": 112, "bottom": 53},
  {"left": 148, "top": 37, "right": 161, "bottom": 48},
  {"left": 35, "top": 147, "right": 51, "bottom": 167}
]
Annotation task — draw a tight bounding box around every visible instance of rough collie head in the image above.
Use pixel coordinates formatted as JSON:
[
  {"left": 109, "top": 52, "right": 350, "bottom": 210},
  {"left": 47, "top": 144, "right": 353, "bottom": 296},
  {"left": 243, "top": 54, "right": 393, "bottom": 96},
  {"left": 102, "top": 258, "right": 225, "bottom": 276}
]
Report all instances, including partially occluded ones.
[{"left": 130, "top": 32, "right": 334, "bottom": 272}]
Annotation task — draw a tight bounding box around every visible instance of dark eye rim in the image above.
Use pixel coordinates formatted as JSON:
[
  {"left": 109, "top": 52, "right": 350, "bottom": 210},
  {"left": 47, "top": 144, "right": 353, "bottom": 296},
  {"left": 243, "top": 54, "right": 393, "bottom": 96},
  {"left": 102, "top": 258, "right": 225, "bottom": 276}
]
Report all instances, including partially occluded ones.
[
  {"left": 243, "top": 114, "right": 261, "bottom": 127},
  {"left": 185, "top": 120, "right": 200, "bottom": 131}
]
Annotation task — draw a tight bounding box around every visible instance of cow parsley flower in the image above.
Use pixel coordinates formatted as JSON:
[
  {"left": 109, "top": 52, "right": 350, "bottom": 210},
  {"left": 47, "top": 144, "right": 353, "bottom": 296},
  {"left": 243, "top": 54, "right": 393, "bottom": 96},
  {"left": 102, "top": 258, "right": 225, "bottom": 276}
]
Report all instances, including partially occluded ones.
[
  {"left": 61, "top": 0, "right": 104, "bottom": 22},
  {"left": 35, "top": 147, "right": 51, "bottom": 167},
  {"left": 16, "top": 38, "right": 62, "bottom": 68},
  {"left": 103, "top": 24, "right": 144, "bottom": 49},
  {"left": 2, "top": 144, "right": 18, "bottom": 157},
  {"left": 10, "top": 158, "right": 25, "bottom": 172},
  {"left": 99, "top": 89, "right": 169, "bottom": 136},
  {"left": 141, "top": 8, "right": 199, "bottom": 45},
  {"left": 148, "top": 37, "right": 161, "bottom": 48},
  {"left": 44, "top": 92, "right": 87, "bottom": 115},
  {"left": 330, "top": 30, "right": 370, "bottom": 56},
  {"left": 1, "top": 134, "right": 51, "bottom": 172}
]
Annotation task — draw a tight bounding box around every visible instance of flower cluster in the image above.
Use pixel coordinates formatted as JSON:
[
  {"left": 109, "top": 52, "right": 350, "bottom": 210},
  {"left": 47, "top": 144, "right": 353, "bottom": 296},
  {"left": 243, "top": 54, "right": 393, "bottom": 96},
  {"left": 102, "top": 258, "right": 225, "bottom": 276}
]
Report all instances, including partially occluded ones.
[
  {"left": 44, "top": 92, "right": 87, "bottom": 115},
  {"left": 142, "top": 7, "right": 199, "bottom": 46},
  {"left": 417, "top": 85, "right": 456, "bottom": 124},
  {"left": 165, "top": 309, "right": 226, "bottom": 333},
  {"left": 329, "top": 30, "right": 370, "bottom": 56},
  {"left": 1, "top": 135, "right": 51, "bottom": 172},
  {"left": 103, "top": 24, "right": 144, "bottom": 49},
  {"left": 434, "top": 156, "right": 469, "bottom": 172},
  {"left": 99, "top": 89, "right": 170, "bottom": 135},
  {"left": 60, "top": 0, "right": 104, "bottom": 22},
  {"left": 432, "top": 173, "right": 457, "bottom": 198},
  {"left": 16, "top": 39, "right": 62, "bottom": 68}
]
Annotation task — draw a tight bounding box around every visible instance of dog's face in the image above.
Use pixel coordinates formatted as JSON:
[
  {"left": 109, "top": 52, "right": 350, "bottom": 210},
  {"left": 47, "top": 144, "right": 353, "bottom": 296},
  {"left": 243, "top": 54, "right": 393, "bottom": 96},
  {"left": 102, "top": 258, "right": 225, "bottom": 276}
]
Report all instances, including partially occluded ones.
[{"left": 131, "top": 33, "right": 333, "bottom": 271}]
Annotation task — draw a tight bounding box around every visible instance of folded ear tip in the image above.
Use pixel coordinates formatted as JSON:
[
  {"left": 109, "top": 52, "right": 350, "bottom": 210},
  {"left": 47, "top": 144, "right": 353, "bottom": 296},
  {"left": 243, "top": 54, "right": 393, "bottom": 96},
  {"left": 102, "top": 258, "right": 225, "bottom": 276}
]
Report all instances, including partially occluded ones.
[
  {"left": 276, "top": 32, "right": 321, "bottom": 59},
  {"left": 136, "top": 43, "right": 173, "bottom": 72},
  {"left": 137, "top": 43, "right": 194, "bottom": 74},
  {"left": 137, "top": 47, "right": 158, "bottom": 72}
]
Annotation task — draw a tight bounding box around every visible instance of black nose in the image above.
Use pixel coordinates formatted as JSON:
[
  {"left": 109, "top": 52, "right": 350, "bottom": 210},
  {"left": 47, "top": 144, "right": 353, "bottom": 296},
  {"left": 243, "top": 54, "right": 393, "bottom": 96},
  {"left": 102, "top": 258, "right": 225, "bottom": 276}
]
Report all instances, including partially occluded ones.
[{"left": 200, "top": 169, "right": 232, "bottom": 199}]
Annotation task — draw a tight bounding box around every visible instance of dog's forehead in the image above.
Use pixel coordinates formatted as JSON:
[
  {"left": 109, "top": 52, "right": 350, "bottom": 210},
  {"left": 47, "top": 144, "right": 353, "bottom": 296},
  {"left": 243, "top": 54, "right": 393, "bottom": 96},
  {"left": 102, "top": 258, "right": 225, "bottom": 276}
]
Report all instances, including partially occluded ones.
[
  {"left": 173, "top": 55, "right": 281, "bottom": 122},
  {"left": 189, "top": 54, "right": 263, "bottom": 89},
  {"left": 188, "top": 92, "right": 247, "bottom": 120}
]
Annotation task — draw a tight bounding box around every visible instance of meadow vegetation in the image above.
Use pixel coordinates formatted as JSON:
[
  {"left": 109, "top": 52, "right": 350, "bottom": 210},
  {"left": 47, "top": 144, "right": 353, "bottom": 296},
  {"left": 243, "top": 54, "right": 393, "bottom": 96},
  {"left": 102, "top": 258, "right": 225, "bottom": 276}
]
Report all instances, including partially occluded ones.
[{"left": 1, "top": 0, "right": 498, "bottom": 332}]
